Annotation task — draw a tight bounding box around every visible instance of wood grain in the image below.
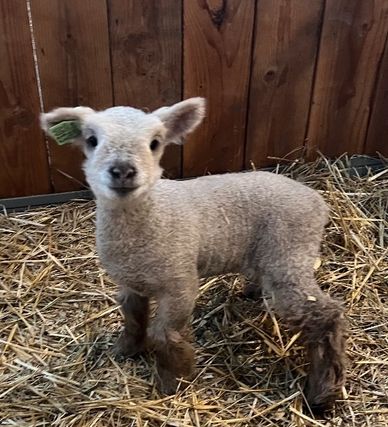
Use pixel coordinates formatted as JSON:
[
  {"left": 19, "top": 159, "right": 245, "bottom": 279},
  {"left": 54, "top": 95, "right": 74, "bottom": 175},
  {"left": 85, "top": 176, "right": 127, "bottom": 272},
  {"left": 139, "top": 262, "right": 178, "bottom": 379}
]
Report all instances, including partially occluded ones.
[
  {"left": 306, "top": 0, "right": 388, "bottom": 158},
  {"left": 0, "top": 0, "right": 51, "bottom": 198},
  {"left": 108, "top": 0, "right": 182, "bottom": 178},
  {"left": 183, "top": 0, "right": 254, "bottom": 177},
  {"left": 365, "top": 35, "right": 388, "bottom": 156},
  {"left": 31, "top": 0, "right": 113, "bottom": 192},
  {"left": 246, "top": 0, "right": 324, "bottom": 168}
]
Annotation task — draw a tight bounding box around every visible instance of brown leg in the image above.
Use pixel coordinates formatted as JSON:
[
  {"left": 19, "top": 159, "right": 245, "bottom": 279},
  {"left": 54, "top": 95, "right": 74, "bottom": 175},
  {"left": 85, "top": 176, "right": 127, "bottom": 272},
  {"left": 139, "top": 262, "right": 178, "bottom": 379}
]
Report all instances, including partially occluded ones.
[
  {"left": 148, "top": 293, "right": 196, "bottom": 395},
  {"left": 114, "top": 288, "right": 149, "bottom": 358},
  {"left": 262, "top": 277, "right": 346, "bottom": 413},
  {"left": 303, "top": 302, "right": 346, "bottom": 414},
  {"left": 155, "top": 329, "right": 195, "bottom": 394}
]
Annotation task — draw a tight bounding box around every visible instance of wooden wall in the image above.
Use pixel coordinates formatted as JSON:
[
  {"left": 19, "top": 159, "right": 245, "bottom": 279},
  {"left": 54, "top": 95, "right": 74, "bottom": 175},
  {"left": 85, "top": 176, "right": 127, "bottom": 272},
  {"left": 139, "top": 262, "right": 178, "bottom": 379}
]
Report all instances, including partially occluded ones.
[{"left": 0, "top": 0, "right": 387, "bottom": 198}]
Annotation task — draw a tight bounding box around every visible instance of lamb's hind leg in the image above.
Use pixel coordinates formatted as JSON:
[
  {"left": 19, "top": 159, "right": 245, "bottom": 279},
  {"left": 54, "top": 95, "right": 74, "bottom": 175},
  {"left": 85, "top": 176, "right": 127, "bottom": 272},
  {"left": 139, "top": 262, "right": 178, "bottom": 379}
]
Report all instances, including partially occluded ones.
[
  {"left": 261, "top": 275, "right": 346, "bottom": 413},
  {"left": 114, "top": 288, "right": 149, "bottom": 358},
  {"left": 148, "top": 289, "right": 196, "bottom": 395}
]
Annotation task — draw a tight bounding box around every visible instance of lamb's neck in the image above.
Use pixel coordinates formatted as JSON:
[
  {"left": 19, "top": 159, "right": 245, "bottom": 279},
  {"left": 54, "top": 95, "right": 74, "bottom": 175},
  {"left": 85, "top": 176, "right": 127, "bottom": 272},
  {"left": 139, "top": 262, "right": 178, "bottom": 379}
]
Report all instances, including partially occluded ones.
[{"left": 95, "top": 192, "right": 154, "bottom": 227}]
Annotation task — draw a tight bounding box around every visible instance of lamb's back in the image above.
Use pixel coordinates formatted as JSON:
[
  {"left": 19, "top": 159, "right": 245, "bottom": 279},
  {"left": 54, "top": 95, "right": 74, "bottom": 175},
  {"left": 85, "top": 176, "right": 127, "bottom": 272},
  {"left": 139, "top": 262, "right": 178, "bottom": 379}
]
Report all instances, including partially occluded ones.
[
  {"left": 155, "top": 172, "right": 328, "bottom": 276},
  {"left": 157, "top": 171, "right": 327, "bottom": 224}
]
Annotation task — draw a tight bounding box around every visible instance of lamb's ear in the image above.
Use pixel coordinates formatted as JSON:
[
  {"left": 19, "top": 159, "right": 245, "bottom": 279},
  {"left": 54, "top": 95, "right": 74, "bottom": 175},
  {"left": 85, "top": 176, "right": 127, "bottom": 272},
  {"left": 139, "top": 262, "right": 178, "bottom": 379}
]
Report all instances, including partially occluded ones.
[
  {"left": 153, "top": 97, "right": 206, "bottom": 141},
  {"left": 40, "top": 106, "right": 94, "bottom": 135}
]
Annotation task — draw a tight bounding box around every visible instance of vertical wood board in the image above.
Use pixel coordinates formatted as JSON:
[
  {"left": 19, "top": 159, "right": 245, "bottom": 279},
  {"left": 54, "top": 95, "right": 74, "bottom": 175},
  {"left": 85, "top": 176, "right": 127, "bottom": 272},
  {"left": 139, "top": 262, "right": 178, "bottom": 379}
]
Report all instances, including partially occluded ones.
[
  {"left": 306, "top": 0, "right": 388, "bottom": 158},
  {"left": 108, "top": 0, "right": 182, "bottom": 177},
  {"left": 32, "top": 0, "right": 113, "bottom": 192},
  {"left": 183, "top": 0, "right": 255, "bottom": 177},
  {"left": 365, "top": 34, "right": 388, "bottom": 156},
  {"left": 0, "top": 0, "right": 51, "bottom": 198},
  {"left": 246, "top": 0, "right": 324, "bottom": 168}
]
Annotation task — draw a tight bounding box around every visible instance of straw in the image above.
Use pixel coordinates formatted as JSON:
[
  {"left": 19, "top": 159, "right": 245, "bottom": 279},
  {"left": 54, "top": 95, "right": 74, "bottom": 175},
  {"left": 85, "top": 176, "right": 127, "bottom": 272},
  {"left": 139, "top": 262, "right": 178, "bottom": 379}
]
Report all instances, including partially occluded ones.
[{"left": 1, "top": 157, "right": 387, "bottom": 426}]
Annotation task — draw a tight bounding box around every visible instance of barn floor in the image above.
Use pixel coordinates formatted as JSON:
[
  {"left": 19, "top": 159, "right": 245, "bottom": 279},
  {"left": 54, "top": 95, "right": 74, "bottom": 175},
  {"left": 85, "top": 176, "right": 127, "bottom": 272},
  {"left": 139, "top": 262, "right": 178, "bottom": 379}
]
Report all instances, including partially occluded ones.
[{"left": 1, "top": 159, "right": 387, "bottom": 427}]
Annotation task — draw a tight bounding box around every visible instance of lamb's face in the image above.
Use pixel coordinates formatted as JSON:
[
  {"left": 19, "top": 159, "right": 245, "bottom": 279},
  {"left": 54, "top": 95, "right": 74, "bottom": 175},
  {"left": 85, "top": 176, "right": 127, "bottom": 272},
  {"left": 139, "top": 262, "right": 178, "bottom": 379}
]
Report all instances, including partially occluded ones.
[
  {"left": 40, "top": 98, "right": 205, "bottom": 202},
  {"left": 81, "top": 108, "right": 167, "bottom": 200}
]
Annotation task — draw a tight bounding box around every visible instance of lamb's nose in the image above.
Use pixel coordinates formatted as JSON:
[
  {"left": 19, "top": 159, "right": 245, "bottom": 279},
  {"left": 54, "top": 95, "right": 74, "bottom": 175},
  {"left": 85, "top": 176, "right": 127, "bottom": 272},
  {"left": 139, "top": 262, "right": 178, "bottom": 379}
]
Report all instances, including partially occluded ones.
[{"left": 109, "top": 163, "right": 137, "bottom": 180}]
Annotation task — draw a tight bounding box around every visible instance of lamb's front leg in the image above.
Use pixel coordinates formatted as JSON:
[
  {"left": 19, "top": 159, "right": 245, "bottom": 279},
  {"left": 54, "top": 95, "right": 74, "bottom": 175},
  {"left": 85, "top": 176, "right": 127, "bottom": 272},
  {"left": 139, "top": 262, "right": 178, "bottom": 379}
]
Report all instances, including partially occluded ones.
[
  {"left": 114, "top": 288, "right": 149, "bottom": 358},
  {"left": 149, "top": 291, "right": 196, "bottom": 395}
]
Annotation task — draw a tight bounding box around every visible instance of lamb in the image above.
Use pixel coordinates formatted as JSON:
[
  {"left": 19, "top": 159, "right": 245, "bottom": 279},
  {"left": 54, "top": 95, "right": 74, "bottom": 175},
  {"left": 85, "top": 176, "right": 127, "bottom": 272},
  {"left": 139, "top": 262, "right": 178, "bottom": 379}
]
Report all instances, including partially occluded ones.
[{"left": 40, "top": 97, "right": 346, "bottom": 413}]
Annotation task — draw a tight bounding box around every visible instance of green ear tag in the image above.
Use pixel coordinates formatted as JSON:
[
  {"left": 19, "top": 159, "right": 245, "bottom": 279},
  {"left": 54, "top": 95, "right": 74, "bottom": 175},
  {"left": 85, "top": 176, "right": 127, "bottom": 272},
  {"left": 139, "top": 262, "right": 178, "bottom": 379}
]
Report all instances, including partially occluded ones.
[{"left": 48, "top": 120, "right": 82, "bottom": 145}]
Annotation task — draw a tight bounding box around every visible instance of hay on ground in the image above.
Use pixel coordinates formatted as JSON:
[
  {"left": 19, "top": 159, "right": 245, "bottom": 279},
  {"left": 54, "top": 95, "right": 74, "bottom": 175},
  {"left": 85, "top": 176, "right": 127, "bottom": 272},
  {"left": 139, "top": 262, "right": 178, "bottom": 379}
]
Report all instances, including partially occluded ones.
[{"left": 0, "top": 158, "right": 387, "bottom": 426}]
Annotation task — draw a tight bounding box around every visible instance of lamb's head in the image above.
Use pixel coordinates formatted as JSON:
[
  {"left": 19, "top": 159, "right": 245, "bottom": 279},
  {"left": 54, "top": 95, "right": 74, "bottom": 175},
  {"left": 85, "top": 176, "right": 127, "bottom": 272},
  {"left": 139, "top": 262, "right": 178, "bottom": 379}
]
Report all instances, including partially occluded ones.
[{"left": 40, "top": 98, "right": 205, "bottom": 201}]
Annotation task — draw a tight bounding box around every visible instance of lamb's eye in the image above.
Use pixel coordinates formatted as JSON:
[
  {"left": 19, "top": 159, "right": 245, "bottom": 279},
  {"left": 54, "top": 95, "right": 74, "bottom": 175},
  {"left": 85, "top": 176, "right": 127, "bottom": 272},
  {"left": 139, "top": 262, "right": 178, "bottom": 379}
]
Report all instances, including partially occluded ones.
[
  {"left": 86, "top": 135, "right": 98, "bottom": 148},
  {"left": 150, "top": 139, "right": 159, "bottom": 151}
]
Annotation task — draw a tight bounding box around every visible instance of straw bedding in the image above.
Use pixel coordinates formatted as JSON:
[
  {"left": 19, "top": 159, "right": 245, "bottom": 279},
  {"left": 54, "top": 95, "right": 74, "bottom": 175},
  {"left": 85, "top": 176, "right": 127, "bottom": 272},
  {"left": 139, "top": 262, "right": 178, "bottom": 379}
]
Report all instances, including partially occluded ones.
[{"left": 0, "top": 159, "right": 387, "bottom": 426}]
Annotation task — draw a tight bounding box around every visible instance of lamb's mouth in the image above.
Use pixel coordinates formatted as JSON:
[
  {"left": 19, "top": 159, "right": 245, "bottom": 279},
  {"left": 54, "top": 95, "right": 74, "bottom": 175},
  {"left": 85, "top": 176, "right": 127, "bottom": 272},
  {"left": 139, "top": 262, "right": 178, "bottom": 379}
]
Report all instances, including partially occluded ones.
[{"left": 109, "top": 186, "right": 138, "bottom": 196}]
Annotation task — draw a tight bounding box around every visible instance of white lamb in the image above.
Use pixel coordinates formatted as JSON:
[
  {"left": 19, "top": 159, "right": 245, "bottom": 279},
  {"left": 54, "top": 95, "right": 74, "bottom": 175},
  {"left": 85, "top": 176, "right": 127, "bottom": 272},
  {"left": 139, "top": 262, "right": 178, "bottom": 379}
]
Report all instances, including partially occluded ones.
[{"left": 41, "top": 98, "right": 346, "bottom": 413}]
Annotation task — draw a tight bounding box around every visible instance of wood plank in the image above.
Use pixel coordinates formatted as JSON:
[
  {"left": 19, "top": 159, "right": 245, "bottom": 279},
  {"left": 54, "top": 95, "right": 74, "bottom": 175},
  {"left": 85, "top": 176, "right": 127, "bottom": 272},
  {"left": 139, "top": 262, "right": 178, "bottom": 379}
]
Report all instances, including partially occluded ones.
[
  {"left": 365, "top": 35, "right": 388, "bottom": 157},
  {"left": 246, "top": 0, "right": 324, "bottom": 168},
  {"left": 31, "top": 0, "right": 113, "bottom": 192},
  {"left": 183, "top": 0, "right": 254, "bottom": 177},
  {"left": 108, "top": 0, "right": 182, "bottom": 178},
  {"left": 0, "top": 0, "right": 51, "bottom": 198},
  {"left": 306, "top": 0, "right": 388, "bottom": 159}
]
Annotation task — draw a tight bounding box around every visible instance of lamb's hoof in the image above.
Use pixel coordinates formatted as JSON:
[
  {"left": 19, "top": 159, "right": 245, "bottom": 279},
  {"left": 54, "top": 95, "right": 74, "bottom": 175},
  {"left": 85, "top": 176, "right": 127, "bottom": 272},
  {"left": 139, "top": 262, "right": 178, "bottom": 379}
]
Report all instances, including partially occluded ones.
[
  {"left": 112, "top": 332, "right": 144, "bottom": 360},
  {"left": 156, "top": 368, "right": 192, "bottom": 395},
  {"left": 242, "top": 283, "right": 262, "bottom": 301},
  {"left": 308, "top": 402, "right": 329, "bottom": 417},
  {"left": 157, "top": 372, "right": 179, "bottom": 395},
  {"left": 304, "top": 384, "right": 338, "bottom": 416},
  {"left": 304, "top": 397, "right": 334, "bottom": 417}
]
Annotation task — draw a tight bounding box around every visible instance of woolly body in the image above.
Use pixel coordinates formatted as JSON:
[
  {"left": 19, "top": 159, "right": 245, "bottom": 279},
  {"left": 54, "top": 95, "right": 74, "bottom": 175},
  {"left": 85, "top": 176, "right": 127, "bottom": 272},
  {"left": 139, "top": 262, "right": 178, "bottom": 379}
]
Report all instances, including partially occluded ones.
[
  {"left": 41, "top": 98, "right": 346, "bottom": 413},
  {"left": 97, "top": 172, "right": 327, "bottom": 295}
]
